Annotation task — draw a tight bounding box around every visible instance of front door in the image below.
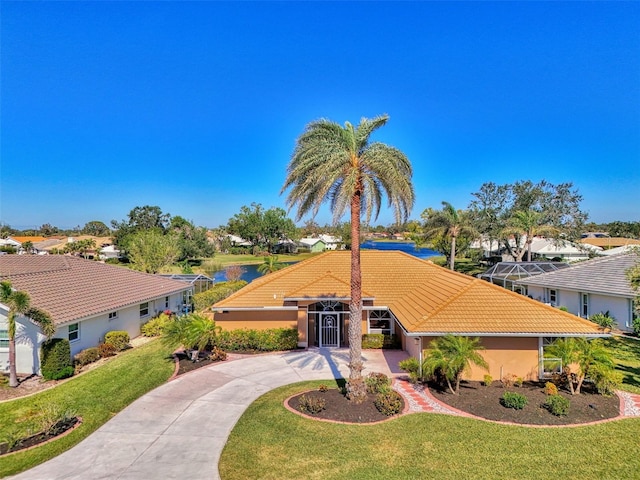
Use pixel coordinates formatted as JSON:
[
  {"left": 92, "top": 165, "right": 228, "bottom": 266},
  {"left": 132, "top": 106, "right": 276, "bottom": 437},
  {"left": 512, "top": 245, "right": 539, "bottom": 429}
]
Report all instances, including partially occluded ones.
[{"left": 320, "top": 313, "right": 339, "bottom": 347}]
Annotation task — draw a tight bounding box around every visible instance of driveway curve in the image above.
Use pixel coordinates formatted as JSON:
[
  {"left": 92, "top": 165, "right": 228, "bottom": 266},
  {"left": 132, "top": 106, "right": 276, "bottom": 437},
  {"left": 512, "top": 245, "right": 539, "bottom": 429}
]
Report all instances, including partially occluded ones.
[{"left": 11, "top": 348, "right": 406, "bottom": 480}]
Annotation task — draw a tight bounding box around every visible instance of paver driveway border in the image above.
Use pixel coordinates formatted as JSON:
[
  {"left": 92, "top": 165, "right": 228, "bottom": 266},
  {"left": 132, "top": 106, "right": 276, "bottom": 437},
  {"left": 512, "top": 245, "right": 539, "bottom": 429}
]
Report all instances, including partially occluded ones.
[{"left": 9, "top": 348, "right": 407, "bottom": 480}]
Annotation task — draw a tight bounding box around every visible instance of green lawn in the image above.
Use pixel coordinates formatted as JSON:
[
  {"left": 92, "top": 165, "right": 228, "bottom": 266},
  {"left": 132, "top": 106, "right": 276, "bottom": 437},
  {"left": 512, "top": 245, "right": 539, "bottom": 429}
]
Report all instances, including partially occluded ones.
[
  {"left": 220, "top": 337, "right": 640, "bottom": 480},
  {"left": 606, "top": 335, "right": 640, "bottom": 394},
  {"left": 219, "top": 380, "right": 640, "bottom": 480},
  {"left": 0, "top": 339, "right": 175, "bottom": 477}
]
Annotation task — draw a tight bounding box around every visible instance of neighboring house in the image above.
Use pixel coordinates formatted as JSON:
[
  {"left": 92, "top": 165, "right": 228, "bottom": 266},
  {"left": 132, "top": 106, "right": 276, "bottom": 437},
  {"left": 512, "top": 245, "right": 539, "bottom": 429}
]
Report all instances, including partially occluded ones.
[
  {"left": 478, "top": 261, "right": 570, "bottom": 293},
  {"left": 99, "top": 244, "right": 122, "bottom": 260},
  {"left": 0, "top": 238, "right": 21, "bottom": 251},
  {"left": 517, "top": 253, "right": 639, "bottom": 332},
  {"left": 298, "top": 237, "right": 328, "bottom": 252},
  {"left": 0, "top": 255, "right": 193, "bottom": 375},
  {"left": 527, "top": 237, "right": 602, "bottom": 262},
  {"left": 227, "top": 235, "right": 252, "bottom": 247},
  {"left": 318, "top": 234, "right": 341, "bottom": 250},
  {"left": 213, "top": 250, "right": 605, "bottom": 381},
  {"left": 272, "top": 240, "right": 298, "bottom": 254}
]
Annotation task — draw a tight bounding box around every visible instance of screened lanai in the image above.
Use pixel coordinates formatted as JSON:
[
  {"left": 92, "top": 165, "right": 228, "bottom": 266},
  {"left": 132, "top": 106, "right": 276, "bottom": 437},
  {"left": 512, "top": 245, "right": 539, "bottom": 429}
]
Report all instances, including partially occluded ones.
[
  {"left": 478, "top": 262, "right": 570, "bottom": 293},
  {"left": 158, "top": 273, "right": 214, "bottom": 294}
]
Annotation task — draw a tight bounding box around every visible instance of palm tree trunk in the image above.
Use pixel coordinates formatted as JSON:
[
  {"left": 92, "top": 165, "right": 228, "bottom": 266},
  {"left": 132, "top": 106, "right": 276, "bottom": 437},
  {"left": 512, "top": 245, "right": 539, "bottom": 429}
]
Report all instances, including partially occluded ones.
[
  {"left": 450, "top": 235, "right": 456, "bottom": 270},
  {"left": 8, "top": 315, "right": 18, "bottom": 387},
  {"left": 527, "top": 240, "right": 532, "bottom": 262},
  {"left": 346, "top": 186, "right": 366, "bottom": 403}
]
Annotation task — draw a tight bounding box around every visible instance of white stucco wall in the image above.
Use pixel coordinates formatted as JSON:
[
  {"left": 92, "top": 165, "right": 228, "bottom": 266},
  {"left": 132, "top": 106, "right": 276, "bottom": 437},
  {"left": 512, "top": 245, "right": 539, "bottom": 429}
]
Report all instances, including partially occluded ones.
[
  {"left": 524, "top": 285, "right": 634, "bottom": 332},
  {"left": 0, "top": 292, "right": 186, "bottom": 375}
]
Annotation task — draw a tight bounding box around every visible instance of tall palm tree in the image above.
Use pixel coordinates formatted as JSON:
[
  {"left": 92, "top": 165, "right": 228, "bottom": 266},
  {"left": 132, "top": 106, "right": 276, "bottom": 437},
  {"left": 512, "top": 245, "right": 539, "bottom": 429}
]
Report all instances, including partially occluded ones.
[
  {"left": 282, "top": 114, "right": 414, "bottom": 403},
  {"left": 501, "top": 209, "right": 558, "bottom": 262},
  {"left": 423, "top": 202, "right": 478, "bottom": 270},
  {"left": 421, "top": 335, "right": 489, "bottom": 395},
  {"left": 0, "top": 280, "right": 55, "bottom": 387}
]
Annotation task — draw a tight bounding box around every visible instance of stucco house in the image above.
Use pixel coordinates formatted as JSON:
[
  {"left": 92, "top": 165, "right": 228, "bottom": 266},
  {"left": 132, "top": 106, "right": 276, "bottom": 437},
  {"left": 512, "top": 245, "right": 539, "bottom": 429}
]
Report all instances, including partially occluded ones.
[
  {"left": 298, "top": 237, "right": 328, "bottom": 252},
  {"left": 213, "top": 250, "right": 605, "bottom": 381},
  {"left": 517, "top": 252, "right": 639, "bottom": 333},
  {"left": 0, "top": 255, "right": 193, "bottom": 375}
]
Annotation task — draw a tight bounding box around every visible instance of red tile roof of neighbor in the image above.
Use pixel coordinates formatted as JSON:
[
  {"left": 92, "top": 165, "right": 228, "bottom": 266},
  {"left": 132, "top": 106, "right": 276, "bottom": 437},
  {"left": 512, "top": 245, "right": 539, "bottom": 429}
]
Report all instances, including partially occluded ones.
[
  {"left": 215, "top": 250, "right": 604, "bottom": 336},
  {"left": 0, "top": 255, "right": 190, "bottom": 325}
]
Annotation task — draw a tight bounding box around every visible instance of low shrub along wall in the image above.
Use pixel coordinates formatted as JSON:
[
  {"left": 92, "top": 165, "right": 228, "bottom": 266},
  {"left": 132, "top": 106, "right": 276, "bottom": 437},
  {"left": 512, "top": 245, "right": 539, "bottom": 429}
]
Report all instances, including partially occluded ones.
[
  {"left": 41, "top": 338, "right": 74, "bottom": 380},
  {"left": 104, "top": 331, "right": 130, "bottom": 351},
  {"left": 216, "top": 328, "right": 298, "bottom": 352},
  {"left": 362, "top": 333, "right": 401, "bottom": 349},
  {"left": 193, "top": 281, "right": 247, "bottom": 311}
]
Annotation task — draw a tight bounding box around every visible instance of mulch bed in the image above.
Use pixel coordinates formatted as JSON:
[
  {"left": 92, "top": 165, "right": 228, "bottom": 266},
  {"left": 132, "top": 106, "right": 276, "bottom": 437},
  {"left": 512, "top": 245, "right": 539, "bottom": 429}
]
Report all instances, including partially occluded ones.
[
  {"left": 287, "top": 388, "right": 403, "bottom": 424},
  {"left": 174, "top": 351, "right": 221, "bottom": 375},
  {"left": 0, "top": 417, "right": 81, "bottom": 456},
  {"left": 429, "top": 381, "right": 620, "bottom": 425}
]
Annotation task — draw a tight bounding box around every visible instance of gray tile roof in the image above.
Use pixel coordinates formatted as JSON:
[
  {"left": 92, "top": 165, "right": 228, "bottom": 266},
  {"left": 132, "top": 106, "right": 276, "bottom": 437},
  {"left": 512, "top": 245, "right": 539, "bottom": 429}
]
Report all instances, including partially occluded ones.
[
  {"left": 516, "top": 253, "right": 639, "bottom": 297},
  {"left": 0, "top": 255, "right": 191, "bottom": 325}
]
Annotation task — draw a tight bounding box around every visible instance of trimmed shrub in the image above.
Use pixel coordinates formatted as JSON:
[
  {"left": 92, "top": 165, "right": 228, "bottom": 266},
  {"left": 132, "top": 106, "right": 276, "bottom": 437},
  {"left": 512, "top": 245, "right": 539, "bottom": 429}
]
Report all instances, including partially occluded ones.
[
  {"left": 398, "top": 357, "right": 421, "bottom": 383},
  {"left": 104, "top": 331, "right": 130, "bottom": 351},
  {"left": 374, "top": 391, "right": 403, "bottom": 416},
  {"left": 365, "top": 372, "right": 391, "bottom": 394},
  {"left": 544, "top": 394, "right": 570, "bottom": 416},
  {"left": 514, "top": 377, "right": 524, "bottom": 388},
  {"left": 97, "top": 342, "right": 117, "bottom": 358},
  {"left": 208, "top": 346, "right": 227, "bottom": 362},
  {"left": 216, "top": 328, "right": 298, "bottom": 352},
  {"left": 193, "top": 281, "right": 247, "bottom": 311},
  {"left": 500, "top": 391, "right": 528, "bottom": 410},
  {"left": 544, "top": 382, "right": 558, "bottom": 396},
  {"left": 483, "top": 375, "right": 493, "bottom": 387},
  {"left": 74, "top": 347, "right": 100, "bottom": 367},
  {"left": 298, "top": 394, "right": 326, "bottom": 414},
  {"left": 318, "top": 384, "right": 328, "bottom": 393},
  {"left": 590, "top": 364, "right": 623, "bottom": 396},
  {"left": 361, "top": 334, "right": 401, "bottom": 349},
  {"left": 589, "top": 312, "right": 617, "bottom": 330},
  {"left": 40, "top": 338, "right": 74, "bottom": 380},
  {"left": 141, "top": 313, "right": 173, "bottom": 337}
]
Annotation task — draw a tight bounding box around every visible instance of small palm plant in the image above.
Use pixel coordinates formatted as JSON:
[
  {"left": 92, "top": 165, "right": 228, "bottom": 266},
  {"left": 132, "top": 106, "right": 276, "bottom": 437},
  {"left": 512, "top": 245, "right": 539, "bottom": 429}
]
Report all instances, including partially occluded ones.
[
  {"left": 257, "top": 256, "right": 285, "bottom": 275},
  {"left": 422, "top": 335, "right": 489, "bottom": 395},
  {"left": 161, "top": 313, "right": 221, "bottom": 362}
]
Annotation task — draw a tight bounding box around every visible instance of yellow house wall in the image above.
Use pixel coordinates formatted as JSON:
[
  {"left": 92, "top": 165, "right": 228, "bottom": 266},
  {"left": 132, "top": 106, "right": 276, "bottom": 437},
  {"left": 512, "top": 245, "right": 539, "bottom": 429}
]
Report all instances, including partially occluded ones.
[{"left": 415, "top": 335, "right": 541, "bottom": 382}]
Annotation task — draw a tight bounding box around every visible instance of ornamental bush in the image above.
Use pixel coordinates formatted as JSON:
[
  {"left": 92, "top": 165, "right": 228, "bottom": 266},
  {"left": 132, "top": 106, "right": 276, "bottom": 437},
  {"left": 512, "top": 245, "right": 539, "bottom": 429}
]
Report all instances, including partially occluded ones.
[
  {"left": 216, "top": 328, "right": 298, "bottom": 352},
  {"left": 544, "top": 382, "right": 558, "bottom": 396},
  {"left": 97, "top": 342, "right": 116, "bottom": 358},
  {"left": 500, "top": 391, "right": 528, "bottom": 410},
  {"left": 40, "top": 338, "right": 74, "bottom": 380},
  {"left": 361, "top": 334, "right": 401, "bottom": 349},
  {"left": 141, "top": 312, "right": 173, "bottom": 337},
  {"left": 374, "top": 391, "right": 403, "bottom": 416},
  {"left": 74, "top": 347, "right": 100, "bottom": 367},
  {"left": 297, "top": 394, "right": 326, "bottom": 414},
  {"left": 544, "top": 394, "right": 570, "bottom": 416},
  {"left": 398, "top": 357, "right": 421, "bottom": 383},
  {"left": 104, "top": 331, "right": 130, "bottom": 351},
  {"left": 365, "top": 372, "right": 391, "bottom": 394}
]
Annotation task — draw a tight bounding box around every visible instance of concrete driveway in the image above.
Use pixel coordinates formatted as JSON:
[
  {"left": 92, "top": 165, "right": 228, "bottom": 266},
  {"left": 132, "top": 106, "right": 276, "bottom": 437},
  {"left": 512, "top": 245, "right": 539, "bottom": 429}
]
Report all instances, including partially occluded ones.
[{"left": 11, "top": 348, "right": 407, "bottom": 480}]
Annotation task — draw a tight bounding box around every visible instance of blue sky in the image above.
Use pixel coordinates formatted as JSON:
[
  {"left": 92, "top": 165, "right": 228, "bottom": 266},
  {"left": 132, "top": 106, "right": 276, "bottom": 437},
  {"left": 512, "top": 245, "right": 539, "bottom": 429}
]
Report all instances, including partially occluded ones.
[{"left": 1, "top": 1, "right": 639, "bottom": 230}]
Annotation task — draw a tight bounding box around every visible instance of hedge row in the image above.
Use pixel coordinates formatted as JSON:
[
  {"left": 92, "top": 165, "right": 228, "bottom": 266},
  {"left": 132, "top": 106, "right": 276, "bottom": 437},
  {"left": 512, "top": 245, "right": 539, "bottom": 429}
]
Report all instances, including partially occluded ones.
[
  {"left": 362, "top": 333, "right": 401, "bottom": 349},
  {"left": 216, "top": 328, "right": 298, "bottom": 352},
  {"left": 193, "top": 281, "right": 247, "bottom": 311}
]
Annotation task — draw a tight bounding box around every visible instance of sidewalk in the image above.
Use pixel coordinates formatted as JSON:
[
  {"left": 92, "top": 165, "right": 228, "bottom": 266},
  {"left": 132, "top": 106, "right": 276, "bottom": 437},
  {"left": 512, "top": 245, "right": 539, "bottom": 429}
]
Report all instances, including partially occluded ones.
[{"left": 10, "top": 348, "right": 406, "bottom": 480}]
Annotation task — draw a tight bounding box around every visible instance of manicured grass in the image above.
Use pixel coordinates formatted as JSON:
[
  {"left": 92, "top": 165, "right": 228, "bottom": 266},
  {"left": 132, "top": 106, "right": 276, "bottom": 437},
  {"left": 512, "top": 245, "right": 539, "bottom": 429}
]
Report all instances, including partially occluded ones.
[
  {"left": 0, "top": 339, "right": 175, "bottom": 477},
  {"left": 605, "top": 335, "right": 640, "bottom": 394},
  {"left": 211, "top": 252, "right": 318, "bottom": 266},
  {"left": 219, "top": 380, "right": 640, "bottom": 480}
]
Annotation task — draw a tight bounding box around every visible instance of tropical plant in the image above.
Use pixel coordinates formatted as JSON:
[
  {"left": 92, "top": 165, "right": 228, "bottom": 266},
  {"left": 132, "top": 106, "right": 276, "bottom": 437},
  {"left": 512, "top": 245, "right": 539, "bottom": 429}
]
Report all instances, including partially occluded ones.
[
  {"left": 501, "top": 209, "right": 559, "bottom": 262},
  {"left": 257, "top": 255, "right": 285, "bottom": 275},
  {"left": 589, "top": 311, "right": 617, "bottom": 331},
  {"left": 187, "top": 314, "right": 222, "bottom": 352},
  {"left": 127, "top": 230, "right": 181, "bottom": 273},
  {"left": 0, "top": 281, "right": 55, "bottom": 387},
  {"left": 545, "top": 337, "right": 616, "bottom": 395},
  {"left": 282, "top": 114, "right": 414, "bottom": 403},
  {"left": 421, "top": 335, "right": 489, "bottom": 395},
  {"left": 422, "top": 202, "right": 478, "bottom": 270}
]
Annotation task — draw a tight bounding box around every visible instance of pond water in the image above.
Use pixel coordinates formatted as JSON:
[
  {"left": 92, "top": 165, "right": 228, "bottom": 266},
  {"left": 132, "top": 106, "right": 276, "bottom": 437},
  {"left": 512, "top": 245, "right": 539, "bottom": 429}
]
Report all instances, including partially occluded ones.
[{"left": 214, "top": 241, "right": 440, "bottom": 283}]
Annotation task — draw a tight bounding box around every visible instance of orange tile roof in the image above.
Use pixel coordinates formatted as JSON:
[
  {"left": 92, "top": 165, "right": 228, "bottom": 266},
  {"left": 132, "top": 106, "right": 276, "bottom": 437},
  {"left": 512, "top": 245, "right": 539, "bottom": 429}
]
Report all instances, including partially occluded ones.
[
  {"left": 581, "top": 237, "right": 640, "bottom": 248},
  {"left": 10, "top": 236, "right": 49, "bottom": 244},
  {"left": 0, "top": 256, "right": 191, "bottom": 325},
  {"left": 215, "top": 251, "right": 603, "bottom": 336}
]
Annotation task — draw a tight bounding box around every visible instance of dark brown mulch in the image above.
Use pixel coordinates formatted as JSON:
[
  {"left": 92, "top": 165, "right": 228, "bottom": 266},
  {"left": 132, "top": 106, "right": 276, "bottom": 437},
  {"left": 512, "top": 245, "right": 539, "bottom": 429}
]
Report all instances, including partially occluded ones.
[
  {"left": 429, "top": 381, "right": 620, "bottom": 425},
  {"left": 287, "top": 388, "right": 404, "bottom": 424},
  {"left": 0, "top": 417, "right": 80, "bottom": 456},
  {"left": 175, "top": 351, "right": 221, "bottom": 375}
]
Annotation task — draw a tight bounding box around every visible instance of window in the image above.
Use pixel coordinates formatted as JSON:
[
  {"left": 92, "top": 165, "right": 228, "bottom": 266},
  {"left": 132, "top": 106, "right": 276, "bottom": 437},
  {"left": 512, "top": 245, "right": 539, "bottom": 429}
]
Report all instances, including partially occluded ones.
[
  {"left": 629, "top": 299, "right": 639, "bottom": 328},
  {"left": 108, "top": 311, "right": 118, "bottom": 320},
  {"left": 0, "top": 330, "right": 8, "bottom": 348},
  {"left": 368, "top": 310, "right": 393, "bottom": 335},
  {"left": 140, "top": 302, "right": 149, "bottom": 318},
  {"left": 580, "top": 293, "right": 589, "bottom": 318},
  {"left": 164, "top": 296, "right": 169, "bottom": 309},
  {"left": 548, "top": 289, "right": 557, "bottom": 306},
  {"left": 68, "top": 323, "right": 79, "bottom": 342}
]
